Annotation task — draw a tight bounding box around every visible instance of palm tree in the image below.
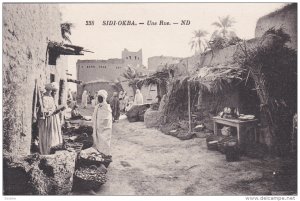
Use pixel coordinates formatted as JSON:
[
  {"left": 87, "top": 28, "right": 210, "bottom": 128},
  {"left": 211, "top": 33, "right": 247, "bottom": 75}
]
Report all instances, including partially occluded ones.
[
  {"left": 122, "top": 67, "right": 142, "bottom": 96},
  {"left": 189, "top": 30, "right": 209, "bottom": 54},
  {"left": 61, "top": 23, "right": 73, "bottom": 43},
  {"left": 212, "top": 15, "right": 236, "bottom": 39}
]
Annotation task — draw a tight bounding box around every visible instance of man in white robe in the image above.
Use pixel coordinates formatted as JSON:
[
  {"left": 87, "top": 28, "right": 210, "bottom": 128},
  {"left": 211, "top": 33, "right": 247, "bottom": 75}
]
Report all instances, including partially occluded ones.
[
  {"left": 92, "top": 90, "right": 113, "bottom": 156},
  {"left": 82, "top": 90, "right": 88, "bottom": 108}
]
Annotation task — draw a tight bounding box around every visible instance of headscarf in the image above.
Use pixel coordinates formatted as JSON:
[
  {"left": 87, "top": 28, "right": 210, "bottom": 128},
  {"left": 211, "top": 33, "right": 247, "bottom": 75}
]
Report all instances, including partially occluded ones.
[
  {"left": 136, "top": 89, "right": 140, "bottom": 94},
  {"left": 113, "top": 92, "right": 118, "bottom": 97},
  {"left": 98, "top": 90, "right": 108, "bottom": 100},
  {"left": 50, "top": 82, "right": 59, "bottom": 91},
  {"left": 44, "top": 82, "right": 59, "bottom": 91}
]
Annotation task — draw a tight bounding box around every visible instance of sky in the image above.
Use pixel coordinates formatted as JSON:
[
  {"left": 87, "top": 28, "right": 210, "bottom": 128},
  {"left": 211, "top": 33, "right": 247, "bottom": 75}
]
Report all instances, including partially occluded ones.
[{"left": 60, "top": 2, "right": 286, "bottom": 89}]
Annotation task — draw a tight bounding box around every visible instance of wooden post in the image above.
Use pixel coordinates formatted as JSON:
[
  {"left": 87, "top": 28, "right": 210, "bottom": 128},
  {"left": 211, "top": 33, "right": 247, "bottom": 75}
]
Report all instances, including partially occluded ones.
[{"left": 188, "top": 80, "right": 192, "bottom": 133}]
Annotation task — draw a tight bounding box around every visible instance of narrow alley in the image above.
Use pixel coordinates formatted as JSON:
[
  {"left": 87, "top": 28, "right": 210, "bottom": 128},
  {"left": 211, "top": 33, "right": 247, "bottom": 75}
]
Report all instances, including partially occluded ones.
[{"left": 73, "top": 106, "right": 277, "bottom": 196}]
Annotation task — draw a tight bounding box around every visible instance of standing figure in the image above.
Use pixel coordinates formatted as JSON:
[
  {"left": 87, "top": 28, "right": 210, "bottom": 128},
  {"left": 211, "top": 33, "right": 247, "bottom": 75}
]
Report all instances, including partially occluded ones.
[
  {"left": 92, "top": 90, "right": 113, "bottom": 155},
  {"left": 82, "top": 90, "right": 88, "bottom": 108},
  {"left": 134, "top": 89, "right": 144, "bottom": 105},
  {"left": 123, "top": 91, "right": 129, "bottom": 112},
  {"left": 67, "top": 89, "right": 73, "bottom": 105},
  {"left": 119, "top": 91, "right": 125, "bottom": 113},
  {"left": 110, "top": 92, "right": 120, "bottom": 122},
  {"left": 38, "top": 82, "right": 65, "bottom": 155},
  {"left": 87, "top": 91, "right": 91, "bottom": 104},
  {"left": 125, "top": 96, "right": 134, "bottom": 112}
]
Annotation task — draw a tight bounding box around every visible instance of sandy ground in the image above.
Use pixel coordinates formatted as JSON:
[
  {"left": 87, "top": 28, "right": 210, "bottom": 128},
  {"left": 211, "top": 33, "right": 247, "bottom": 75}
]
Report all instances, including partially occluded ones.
[{"left": 73, "top": 105, "right": 277, "bottom": 196}]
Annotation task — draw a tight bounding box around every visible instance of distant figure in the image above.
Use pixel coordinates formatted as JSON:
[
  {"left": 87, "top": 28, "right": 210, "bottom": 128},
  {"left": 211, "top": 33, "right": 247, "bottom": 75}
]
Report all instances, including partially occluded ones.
[
  {"left": 82, "top": 90, "right": 88, "bottom": 108},
  {"left": 71, "top": 104, "right": 84, "bottom": 120},
  {"left": 73, "top": 91, "right": 77, "bottom": 101},
  {"left": 152, "top": 95, "right": 162, "bottom": 104},
  {"left": 119, "top": 91, "right": 125, "bottom": 113},
  {"left": 125, "top": 96, "right": 134, "bottom": 112},
  {"left": 134, "top": 89, "right": 143, "bottom": 105},
  {"left": 87, "top": 91, "right": 91, "bottom": 104},
  {"left": 92, "top": 90, "right": 113, "bottom": 155},
  {"left": 110, "top": 92, "right": 120, "bottom": 122},
  {"left": 123, "top": 91, "right": 129, "bottom": 112},
  {"left": 67, "top": 89, "right": 73, "bottom": 104}
]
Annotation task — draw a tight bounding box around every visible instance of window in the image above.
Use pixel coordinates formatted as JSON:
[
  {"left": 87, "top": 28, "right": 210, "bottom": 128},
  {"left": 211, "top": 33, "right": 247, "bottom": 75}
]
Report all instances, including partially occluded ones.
[
  {"left": 126, "top": 57, "right": 128, "bottom": 59},
  {"left": 129, "top": 56, "right": 131, "bottom": 59},
  {"left": 135, "top": 56, "right": 137, "bottom": 60}
]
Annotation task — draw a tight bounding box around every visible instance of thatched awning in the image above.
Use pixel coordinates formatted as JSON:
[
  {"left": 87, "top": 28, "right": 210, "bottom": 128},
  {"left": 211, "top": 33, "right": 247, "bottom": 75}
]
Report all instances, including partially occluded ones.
[
  {"left": 47, "top": 41, "right": 94, "bottom": 65},
  {"left": 67, "top": 78, "right": 82, "bottom": 84},
  {"left": 138, "top": 68, "right": 170, "bottom": 86},
  {"left": 84, "top": 78, "right": 112, "bottom": 85},
  {"left": 188, "top": 64, "right": 245, "bottom": 94}
]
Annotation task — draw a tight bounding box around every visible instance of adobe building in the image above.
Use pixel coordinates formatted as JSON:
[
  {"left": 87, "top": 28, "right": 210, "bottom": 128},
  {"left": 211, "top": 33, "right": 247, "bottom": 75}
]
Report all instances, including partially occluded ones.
[
  {"left": 77, "top": 48, "right": 152, "bottom": 102},
  {"left": 148, "top": 56, "right": 183, "bottom": 72},
  {"left": 122, "top": 48, "right": 143, "bottom": 67},
  {"left": 3, "top": 4, "right": 69, "bottom": 156}
]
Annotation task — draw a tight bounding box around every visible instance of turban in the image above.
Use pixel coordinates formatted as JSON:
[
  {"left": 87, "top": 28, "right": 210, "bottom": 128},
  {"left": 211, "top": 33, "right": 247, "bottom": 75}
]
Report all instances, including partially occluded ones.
[
  {"left": 45, "top": 82, "right": 59, "bottom": 91},
  {"left": 98, "top": 90, "right": 108, "bottom": 100},
  {"left": 50, "top": 82, "right": 59, "bottom": 91},
  {"left": 45, "top": 83, "right": 53, "bottom": 90}
]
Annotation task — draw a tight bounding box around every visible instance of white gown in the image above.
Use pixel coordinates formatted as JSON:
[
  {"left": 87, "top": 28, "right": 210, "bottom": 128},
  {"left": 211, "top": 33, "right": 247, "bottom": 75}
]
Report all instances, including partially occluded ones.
[
  {"left": 38, "top": 95, "right": 63, "bottom": 155},
  {"left": 92, "top": 103, "right": 113, "bottom": 155}
]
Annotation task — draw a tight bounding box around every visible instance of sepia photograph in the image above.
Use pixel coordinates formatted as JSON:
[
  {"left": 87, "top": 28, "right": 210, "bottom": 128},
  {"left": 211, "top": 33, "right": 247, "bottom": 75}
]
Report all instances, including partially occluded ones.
[{"left": 2, "top": 1, "right": 298, "bottom": 198}]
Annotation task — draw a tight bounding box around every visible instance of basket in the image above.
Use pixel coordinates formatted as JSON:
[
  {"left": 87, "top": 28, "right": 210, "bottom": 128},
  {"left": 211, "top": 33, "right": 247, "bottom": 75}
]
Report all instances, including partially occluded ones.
[
  {"left": 78, "top": 153, "right": 112, "bottom": 168},
  {"left": 218, "top": 137, "right": 237, "bottom": 154},
  {"left": 225, "top": 141, "right": 240, "bottom": 162},
  {"left": 63, "top": 142, "right": 83, "bottom": 153},
  {"left": 73, "top": 167, "right": 107, "bottom": 191},
  {"left": 206, "top": 135, "right": 222, "bottom": 151},
  {"left": 207, "top": 140, "right": 218, "bottom": 151}
]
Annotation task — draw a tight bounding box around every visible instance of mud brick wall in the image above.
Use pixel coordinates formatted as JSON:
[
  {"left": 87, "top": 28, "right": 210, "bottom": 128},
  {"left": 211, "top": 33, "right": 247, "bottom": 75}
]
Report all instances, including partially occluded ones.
[
  {"left": 3, "top": 4, "right": 68, "bottom": 156},
  {"left": 255, "top": 3, "right": 297, "bottom": 50}
]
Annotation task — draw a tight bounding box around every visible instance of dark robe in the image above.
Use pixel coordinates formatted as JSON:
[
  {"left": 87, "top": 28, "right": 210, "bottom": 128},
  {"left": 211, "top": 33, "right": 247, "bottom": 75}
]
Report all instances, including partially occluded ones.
[{"left": 109, "top": 96, "right": 120, "bottom": 121}]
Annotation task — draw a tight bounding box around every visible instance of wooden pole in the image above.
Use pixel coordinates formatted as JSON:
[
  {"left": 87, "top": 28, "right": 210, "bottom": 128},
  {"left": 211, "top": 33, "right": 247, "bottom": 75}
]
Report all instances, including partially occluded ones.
[{"left": 188, "top": 80, "right": 192, "bottom": 133}]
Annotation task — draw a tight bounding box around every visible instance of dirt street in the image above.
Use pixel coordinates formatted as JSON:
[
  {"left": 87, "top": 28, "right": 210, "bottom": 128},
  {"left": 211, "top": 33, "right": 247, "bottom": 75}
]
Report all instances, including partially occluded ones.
[{"left": 73, "top": 106, "right": 276, "bottom": 196}]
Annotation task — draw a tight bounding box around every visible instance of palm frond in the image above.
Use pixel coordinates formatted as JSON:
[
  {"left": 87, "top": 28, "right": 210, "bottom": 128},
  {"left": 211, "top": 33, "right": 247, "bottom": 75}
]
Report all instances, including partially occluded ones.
[{"left": 212, "top": 22, "right": 222, "bottom": 28}]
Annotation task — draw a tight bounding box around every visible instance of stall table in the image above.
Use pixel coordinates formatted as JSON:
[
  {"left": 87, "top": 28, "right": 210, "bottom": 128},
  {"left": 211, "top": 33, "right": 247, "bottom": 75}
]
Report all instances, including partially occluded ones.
[{"left": 212, "top": 116, "right": 258, "bottom": 145}]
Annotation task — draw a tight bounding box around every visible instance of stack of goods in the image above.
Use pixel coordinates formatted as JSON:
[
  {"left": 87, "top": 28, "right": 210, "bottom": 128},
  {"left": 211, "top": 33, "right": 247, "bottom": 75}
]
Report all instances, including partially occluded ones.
[
  {"left": 74, "top": 133, "right": 93, "bottom": 150},
  {"left": 49, "top": 139, "right": 83, "bottom": 154},
  {"left": 206, "top": 132, "right": 240, "bottom": 162},
  {"left": 75, "top": 125, "right": 93, "bottom": 136},
  {"left": 73, "top": 165, "right": 107, "bottom": 191},
  {"left": 72, "top": 148, "right": 112, "bottom": 191},
  {"left": 63, "top": 141, "right": 83, "bottom": 153},
  {"left": 220, "top": 107, "right": 239, "bottom": 119},
  {"left": 78, "top": 151, "right": 112, "bottom": 168}
]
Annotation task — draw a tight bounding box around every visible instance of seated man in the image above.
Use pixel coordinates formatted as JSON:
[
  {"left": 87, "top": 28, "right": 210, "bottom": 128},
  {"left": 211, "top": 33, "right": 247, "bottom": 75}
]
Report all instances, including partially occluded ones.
[{"left": 71, "top": 105, "right": 84, "bottom": 120}]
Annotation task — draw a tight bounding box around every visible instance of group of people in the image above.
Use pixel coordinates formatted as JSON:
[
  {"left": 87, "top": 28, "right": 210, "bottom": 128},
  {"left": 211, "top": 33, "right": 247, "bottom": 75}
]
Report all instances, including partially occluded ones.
[
  {"left": 37, "top": 85, "right": 147, "bottom": 156},
  {"left": 81, "top": 90, "right": 100, "bottom": 108},
  {"left": 80, "top": 89, "right": 144, "bottom": 122}
]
